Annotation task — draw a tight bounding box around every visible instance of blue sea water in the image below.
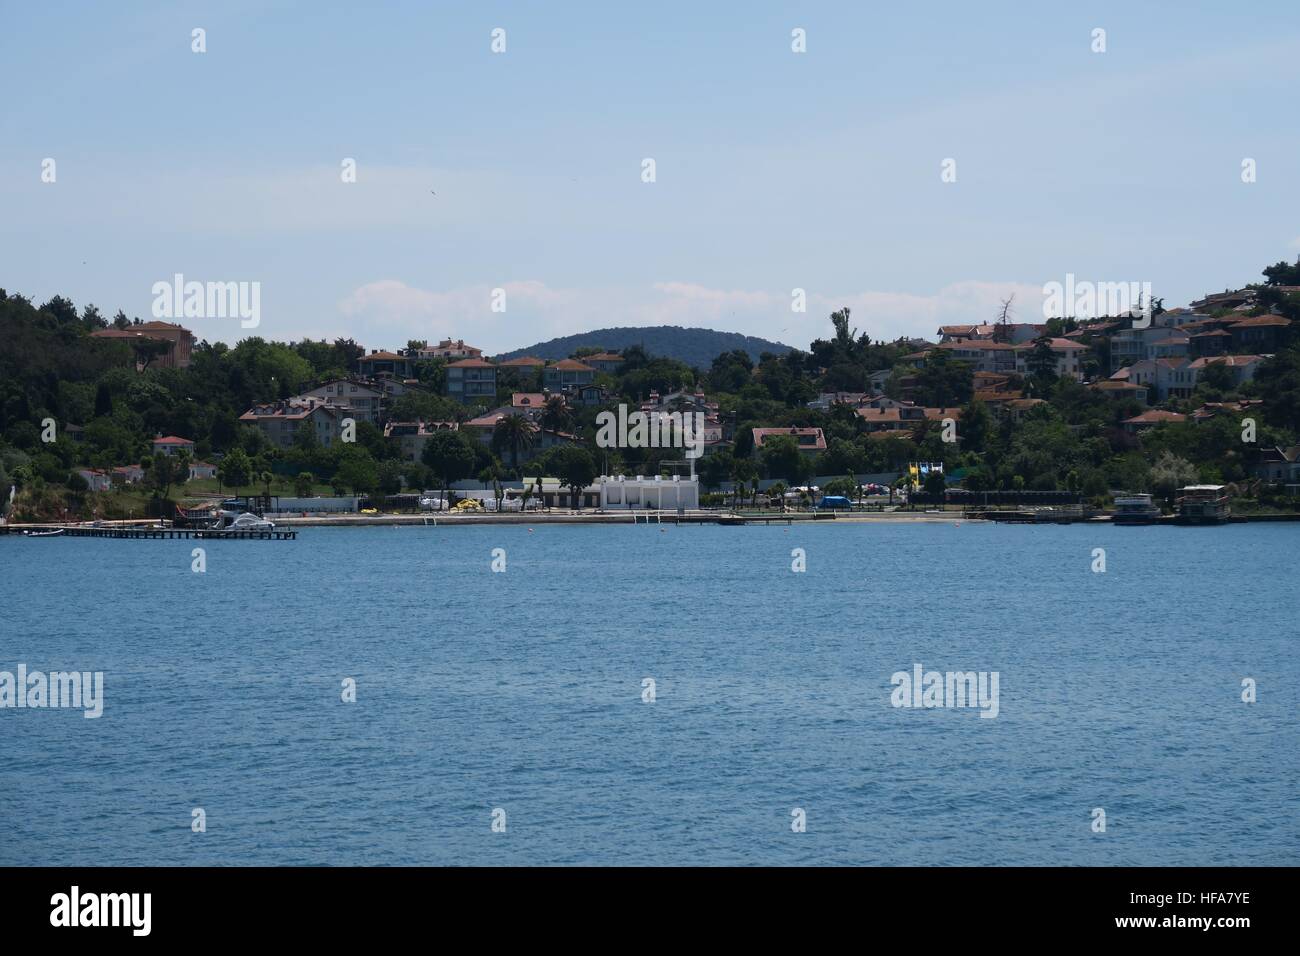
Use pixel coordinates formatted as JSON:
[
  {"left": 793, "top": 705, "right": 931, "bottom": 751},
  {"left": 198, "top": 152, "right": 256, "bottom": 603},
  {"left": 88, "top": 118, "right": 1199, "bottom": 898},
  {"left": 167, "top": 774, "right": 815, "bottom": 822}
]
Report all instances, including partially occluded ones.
[{"left": 0, "top": 521, "right": 1296, "bottom": 866}]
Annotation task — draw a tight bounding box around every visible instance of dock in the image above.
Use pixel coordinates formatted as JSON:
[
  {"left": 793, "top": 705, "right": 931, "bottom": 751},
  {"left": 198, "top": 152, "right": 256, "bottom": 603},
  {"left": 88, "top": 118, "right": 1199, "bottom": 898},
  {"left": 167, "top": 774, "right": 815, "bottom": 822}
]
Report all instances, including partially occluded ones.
[{"left": 0, "top": 525, "right": 297, "bottom": 540}]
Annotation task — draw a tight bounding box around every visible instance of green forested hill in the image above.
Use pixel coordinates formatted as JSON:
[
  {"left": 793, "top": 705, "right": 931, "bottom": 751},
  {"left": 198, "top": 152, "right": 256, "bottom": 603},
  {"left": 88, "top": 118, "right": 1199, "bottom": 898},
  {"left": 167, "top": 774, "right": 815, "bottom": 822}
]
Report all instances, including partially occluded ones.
[{"left": 496, "top": 326, "right": 792, "bottom": 368}]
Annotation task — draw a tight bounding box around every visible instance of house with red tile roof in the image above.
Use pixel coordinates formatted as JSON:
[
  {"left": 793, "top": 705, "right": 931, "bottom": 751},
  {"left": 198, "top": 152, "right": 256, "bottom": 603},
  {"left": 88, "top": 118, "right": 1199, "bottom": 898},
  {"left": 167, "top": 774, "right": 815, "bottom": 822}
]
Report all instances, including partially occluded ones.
[
  {"left": 90, "top": 321, "right": 195, "bottom": 369},
  {"left": 417, "top": 338, "right": 482, "bottom": 361},
  {"left": 1122, "top": 410, "right": 1187, "bottom": 434},
  {"left": 358, "top": 350, "right": 417, "bottom": 379},
  {"left": 151, "top": 435, "right": 195, "bottom": 456},
  {"left": 543, "top": 359, "right": 597, "bottom": 393},
  {"left": 239, "top": 400, "right": 344, "bottom": 449},
  {"left": 751, "top": 427, "right": 826, "bottom": 455}
]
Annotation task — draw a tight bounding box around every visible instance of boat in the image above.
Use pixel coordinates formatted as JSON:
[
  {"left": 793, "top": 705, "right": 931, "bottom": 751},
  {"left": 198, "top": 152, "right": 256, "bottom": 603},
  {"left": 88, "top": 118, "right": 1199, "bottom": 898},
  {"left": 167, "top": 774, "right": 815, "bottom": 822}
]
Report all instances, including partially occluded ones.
[
  {"left": 24, "top": 528, "right": 65, "bottom": 537},
  {"left": 1176, "top": 485, "right": 1231, "bottom": 524},
  {"left": 210, "top": 511, "right": 276, "bottom": 531},
  {"left": 1112, "top": 494, "right": 1161, "bottom": 525}
]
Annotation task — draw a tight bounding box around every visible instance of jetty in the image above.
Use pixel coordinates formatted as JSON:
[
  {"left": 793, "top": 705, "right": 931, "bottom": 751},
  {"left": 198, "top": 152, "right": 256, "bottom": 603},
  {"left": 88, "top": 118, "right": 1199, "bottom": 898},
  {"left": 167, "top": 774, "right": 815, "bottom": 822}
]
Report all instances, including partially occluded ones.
[{"left": 0, "top": 525, "right": 296, "bottom": 540}]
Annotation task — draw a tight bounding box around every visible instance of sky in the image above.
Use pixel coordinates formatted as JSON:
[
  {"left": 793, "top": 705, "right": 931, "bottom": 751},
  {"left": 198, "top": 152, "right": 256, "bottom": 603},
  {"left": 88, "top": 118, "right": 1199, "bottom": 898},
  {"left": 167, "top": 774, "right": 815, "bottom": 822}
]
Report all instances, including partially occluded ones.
[{"left": 2, "top": 1, "right": 1299, "bottom": 355}]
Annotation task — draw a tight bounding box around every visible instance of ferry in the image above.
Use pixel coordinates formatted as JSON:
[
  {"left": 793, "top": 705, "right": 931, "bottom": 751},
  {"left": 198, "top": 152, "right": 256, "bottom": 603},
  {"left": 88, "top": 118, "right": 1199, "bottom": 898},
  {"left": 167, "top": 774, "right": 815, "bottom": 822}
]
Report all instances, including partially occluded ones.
[
  {"left": 1112, "top": 493, "right": 1161, "bottom": 525},
  {"left": 1176, "top": 485, "right": 1231, "bottom": 524}
]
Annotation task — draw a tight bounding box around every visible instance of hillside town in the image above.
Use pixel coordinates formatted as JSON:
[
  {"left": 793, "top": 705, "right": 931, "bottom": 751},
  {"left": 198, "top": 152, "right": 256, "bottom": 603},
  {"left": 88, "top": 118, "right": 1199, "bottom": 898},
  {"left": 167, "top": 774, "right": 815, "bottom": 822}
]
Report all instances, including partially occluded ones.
[{"left": 3, "top": 258, "right": 1300, "bottom": 525}]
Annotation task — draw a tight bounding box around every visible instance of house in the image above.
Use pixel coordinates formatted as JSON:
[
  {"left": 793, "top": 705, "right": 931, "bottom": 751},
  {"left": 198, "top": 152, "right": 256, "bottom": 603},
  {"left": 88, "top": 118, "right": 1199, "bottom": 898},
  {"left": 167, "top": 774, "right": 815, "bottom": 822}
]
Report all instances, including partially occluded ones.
[
  {"left": 1122, "top": 410, "right": 1187, "bottom": 435},
  {"left": 751, "top": 427, "right": 827, "bottom": 456},
  {"left": 867, "top": 369, "right": 893, "bottom": 396},
  {"left": 445, "top": 358, "right": 498, "bottom": 403},
  {"left": 90, "top": 321, "right": 196, "bottom": 369},
  {"left": 1228, "top": 315, "right": 1291, "bottom": 352},
  {"left": 1186, "top": 354, "right": 1270, "bottom": 391},
  {"left": 498, "top": 355, "right": 546, "bottom": 372},
  {"left": 936, "top": 324, "right": 997, "bottom": 343},
  {"left": 807, "top": 392, "right": 870, "bottom": 411},
  {"left": 417, "top": 338, "right": 482, "bottom": 361},
  {"left": 1255, "top": 445, "right": 1300, "bottom": 484},
  {"left": 1190, "top": 400, "right": 1264, "bottom": 424},
  {"left": 1012, "top": 338, "right": 1089, "bottom": 380},
  {"left": 1189, "top": 288, "right": 1255, "bottom": 312},
  {"left": 581, "top": 352, "right": 624, "bottom": 375},
  {"left": 1089, "top": 379, "right": 1149, "bottom": 404},
  {"left": 462, "top": 408, "right": 580, "bottom": 463},
  {"left": 1003, "top": 398, "right": 1048, "bottom": 423},
  {"left": 856, "top": 407, "right": 911, "bottom": 433},
  {"left": 512, "top": 393, "right": 549, "bottom": 410},
  {"left": 189, "top": 461, "right": 218, "bottom": 480},
  {"left": 75, "top": 468, "right": 112, "bottom": 492},
  {"left": 294, "top": 379, "right": 387, "bottom": 426},
  {"left": 152, "top": 435, "right": 195, "bottom": 457},
  {"left": 935, "top": 340, "right": 1017, "bottom": 374},
  {"left": 239, "top": 400, "right": 344, "bottom": 449},
  {"left": 111, "top": 464, "right": 145, "bottom": 485},
  {"left": 572, "top": 383, "right": 609, "bottom": 406},
  {"left": 543, "top": 359, "right": 597, "bottom": 393},
  {"left": 357, "top": 350, "right": 417, "bottom": 379},
  {"left": 384, "top": 420, "right": 459, "bottom": 462}
]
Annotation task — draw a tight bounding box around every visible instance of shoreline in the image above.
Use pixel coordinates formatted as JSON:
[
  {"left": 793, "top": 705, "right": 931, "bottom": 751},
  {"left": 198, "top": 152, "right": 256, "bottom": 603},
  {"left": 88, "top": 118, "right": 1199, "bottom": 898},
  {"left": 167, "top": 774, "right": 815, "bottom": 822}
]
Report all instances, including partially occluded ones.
[{"left": 6, "top": 511, "right": 1297, "bottom": 532}]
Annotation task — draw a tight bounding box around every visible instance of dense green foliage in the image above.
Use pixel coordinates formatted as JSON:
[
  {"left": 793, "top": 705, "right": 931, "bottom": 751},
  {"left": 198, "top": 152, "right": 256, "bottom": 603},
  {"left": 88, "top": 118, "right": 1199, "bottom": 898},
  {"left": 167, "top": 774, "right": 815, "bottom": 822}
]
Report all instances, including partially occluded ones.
[{"left": 4, "top": 257, "right": 1300, "bottom": 518}]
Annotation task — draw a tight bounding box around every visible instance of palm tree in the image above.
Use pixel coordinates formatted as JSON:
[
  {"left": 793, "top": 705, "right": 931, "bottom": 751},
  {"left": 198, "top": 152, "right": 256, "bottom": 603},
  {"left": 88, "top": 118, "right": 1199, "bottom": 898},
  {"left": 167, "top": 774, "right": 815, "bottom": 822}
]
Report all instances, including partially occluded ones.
[
  {"left": 491, "top": 414, "right": 538, "bottom": 469},
  {"left": 539, "top": 395, "right": 573, "bottom": 435}
]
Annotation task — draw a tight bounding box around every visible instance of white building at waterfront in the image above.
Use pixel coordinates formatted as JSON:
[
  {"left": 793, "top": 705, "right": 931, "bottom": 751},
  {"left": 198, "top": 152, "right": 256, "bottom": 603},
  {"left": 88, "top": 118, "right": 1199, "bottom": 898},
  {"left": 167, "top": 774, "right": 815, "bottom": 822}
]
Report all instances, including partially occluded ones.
[{"left": 599, "top": 474, "right": 699, "bottom": 511}]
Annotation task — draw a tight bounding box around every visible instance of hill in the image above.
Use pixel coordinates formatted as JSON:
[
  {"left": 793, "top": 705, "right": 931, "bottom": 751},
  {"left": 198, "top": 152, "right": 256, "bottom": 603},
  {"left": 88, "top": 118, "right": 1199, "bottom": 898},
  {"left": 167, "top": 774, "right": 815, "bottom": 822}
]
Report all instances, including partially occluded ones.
[{"left": 495, "top": 326, "right": 793, "bottom": 369}]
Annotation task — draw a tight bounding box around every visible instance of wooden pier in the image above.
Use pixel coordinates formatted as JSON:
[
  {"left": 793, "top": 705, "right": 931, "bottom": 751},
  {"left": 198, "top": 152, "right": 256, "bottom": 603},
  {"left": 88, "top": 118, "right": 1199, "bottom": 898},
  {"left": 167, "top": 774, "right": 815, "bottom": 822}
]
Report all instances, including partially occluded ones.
[{"left": 0, "top": 525, "right": 297, "bottom": 540}]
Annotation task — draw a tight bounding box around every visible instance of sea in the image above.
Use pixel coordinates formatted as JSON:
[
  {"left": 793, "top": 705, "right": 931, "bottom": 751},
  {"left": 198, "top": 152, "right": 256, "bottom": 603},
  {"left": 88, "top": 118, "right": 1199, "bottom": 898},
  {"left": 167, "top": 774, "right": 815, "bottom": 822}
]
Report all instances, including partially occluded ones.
[{"left": 1, "top": 521, "right": 1296, "bottom": 865}]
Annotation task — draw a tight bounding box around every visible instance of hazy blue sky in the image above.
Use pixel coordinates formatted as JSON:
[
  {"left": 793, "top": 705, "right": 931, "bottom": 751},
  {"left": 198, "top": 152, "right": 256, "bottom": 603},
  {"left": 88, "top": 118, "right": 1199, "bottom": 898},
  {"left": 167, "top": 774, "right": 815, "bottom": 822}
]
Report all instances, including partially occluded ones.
[{"left": 3, "top": 1, "right": 1298, "bottom": 353}]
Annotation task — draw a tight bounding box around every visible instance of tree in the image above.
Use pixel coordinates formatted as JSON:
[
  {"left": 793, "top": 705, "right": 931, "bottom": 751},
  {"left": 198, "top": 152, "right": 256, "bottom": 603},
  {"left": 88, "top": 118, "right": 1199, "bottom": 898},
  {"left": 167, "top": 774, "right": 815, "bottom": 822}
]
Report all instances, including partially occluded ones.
[
  {"left": 217, "top": 447, "right": 252, "bottom": 492},
  {"left": 491, "top": 413, "right": 538, "bottom": 469},
  {"left": 731, "top": 457, "right": 757, "bottom": 509},
  {"left": 1025, "top": 338, "right": 1059, "bottom": 382},
  {"left": 1150, "top": 451, "right": 1198, "bottom": 509},
  {"left": 146, "top": 451, "right": 183, "bottom": 499},
  {"left": 760, "top": 435, "right": 811, "bottom": 484},
  {"left": 912, "top": 347, "right": 974, "bottom": 407},
  {"left": 335, "top": 447, "right": 379, "bottom": 496},
  {"left": 377, "top": 460, "right": 404, "bottom": 497},
  {"left": 421, "top": 430, "right": 477, "bottom": 502},
  {"left": 546, "top": 445, "right": 597, "bottom": 512},
  {"left": 479, "top": 463, "right": 506, "bottom": 511},
  {"left": 540, "top": 395, "right": 573, "bottom": 434},
  {"left": 294, "top": 472, "right": 315, "bottom": 497}
]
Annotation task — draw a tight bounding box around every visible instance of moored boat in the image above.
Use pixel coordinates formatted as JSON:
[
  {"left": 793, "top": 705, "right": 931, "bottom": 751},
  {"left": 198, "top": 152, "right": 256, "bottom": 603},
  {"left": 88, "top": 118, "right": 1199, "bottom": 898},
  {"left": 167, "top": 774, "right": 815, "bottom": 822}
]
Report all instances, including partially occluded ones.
[
  {"left": 1112, "top": 494, "right": 1161, "bottom": 525},
  {"left": 1177, "top": 485, "right": 1231, "bottom": 524}
]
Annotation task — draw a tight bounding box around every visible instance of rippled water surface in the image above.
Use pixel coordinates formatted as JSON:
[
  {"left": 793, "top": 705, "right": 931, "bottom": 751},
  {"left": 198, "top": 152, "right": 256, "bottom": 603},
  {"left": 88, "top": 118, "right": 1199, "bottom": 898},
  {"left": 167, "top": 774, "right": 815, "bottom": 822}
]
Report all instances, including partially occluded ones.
[{"left": 1, "top": 521, "right": 1296, "bottom": 865}]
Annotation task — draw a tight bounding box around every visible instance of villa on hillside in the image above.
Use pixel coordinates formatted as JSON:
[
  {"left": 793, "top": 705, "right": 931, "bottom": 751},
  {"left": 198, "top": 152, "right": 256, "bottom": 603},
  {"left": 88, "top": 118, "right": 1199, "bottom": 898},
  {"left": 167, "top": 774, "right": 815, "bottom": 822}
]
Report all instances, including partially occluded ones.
[
  {"left": 357, "top": 350, "right": 418, "bottom": 379},
  {"left": 445, "top": 358, "right": 498, "bottom": 403},
  {"left": 543, "top": 359, "right": 597, "bottom": 393},
  {"left": 152, "top": 435, "right": 195, "bottom": 457},
  {"left": 384, "top": 420, "right": 459, "bottom": 462},
  {"left": 239, "top": 399, "right": 344, "bottom": 449},
  {"left": 417, "top": 338, "right": 483, "bottom": 361},
  {"left": 91, "top": 320, "right": 196, "bottom": 369},
  {"left": 294, "top": 379, "right": 388, "bottom": 426},
  {"left": 751, "top": 427, "right": 827, "bottom": 456},
  {"left": 581, "top": 352, "right": 624, "bottom": 375}
]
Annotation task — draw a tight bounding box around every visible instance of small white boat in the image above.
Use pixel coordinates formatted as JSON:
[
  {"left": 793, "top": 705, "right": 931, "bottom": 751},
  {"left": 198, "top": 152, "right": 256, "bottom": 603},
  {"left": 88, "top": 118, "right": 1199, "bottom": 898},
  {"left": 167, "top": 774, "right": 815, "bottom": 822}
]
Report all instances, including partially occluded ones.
[
  {"left": 218, "top": 512, "right": 274, "bottom": 535},
  {"left": 24, "top": 528, "right": 65, "bottom": 537}
]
